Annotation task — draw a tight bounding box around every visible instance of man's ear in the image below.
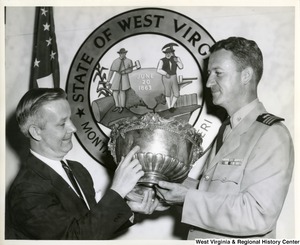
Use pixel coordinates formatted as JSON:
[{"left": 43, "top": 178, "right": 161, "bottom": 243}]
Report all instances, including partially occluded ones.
[
  {"left": 241, "top": 67, "right": 254, "bottom": 85},
  {"left": 28, "top": 125, "right": 42, "bottom": 141}
]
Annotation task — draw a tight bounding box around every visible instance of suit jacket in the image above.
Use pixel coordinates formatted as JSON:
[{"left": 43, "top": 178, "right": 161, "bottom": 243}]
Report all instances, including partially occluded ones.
[
  {"left": 6, "top": 154, "right": 133, "bottom": 240},
  {"left": 182, "top": 102, "right": 294, "bottom": 239}
]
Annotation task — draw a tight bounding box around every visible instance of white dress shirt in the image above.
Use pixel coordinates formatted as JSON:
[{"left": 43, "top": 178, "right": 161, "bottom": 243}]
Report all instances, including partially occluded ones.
[{"left": 30, "top": 150, "right": 90, "bottom": 209}]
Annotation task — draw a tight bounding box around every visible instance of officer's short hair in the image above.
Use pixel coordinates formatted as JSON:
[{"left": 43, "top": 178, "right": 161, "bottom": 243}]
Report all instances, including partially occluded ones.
[
  {"left": 16, "top": 88, "right": 67, "bottom": 137},
  {"left": 210, "top": 37, "right": 263, "bottom": 83}
]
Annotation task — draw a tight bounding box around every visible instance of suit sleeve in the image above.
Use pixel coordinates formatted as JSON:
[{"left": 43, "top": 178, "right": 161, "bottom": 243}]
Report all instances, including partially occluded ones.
[
  {"left": 8, "top": 173, "right": 133, "bottom": 239},
  {"left": 182, "top": 124, "right": 294, "bottom": 236}
]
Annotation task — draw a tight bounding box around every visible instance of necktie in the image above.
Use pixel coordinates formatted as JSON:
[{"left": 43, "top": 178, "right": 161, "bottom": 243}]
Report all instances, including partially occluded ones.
[
  {"left": 61, "top": 160, "right": 84, "bottom": 200},
  {"left": 215, "top": 117, "right": 231, "bottom": 154}
]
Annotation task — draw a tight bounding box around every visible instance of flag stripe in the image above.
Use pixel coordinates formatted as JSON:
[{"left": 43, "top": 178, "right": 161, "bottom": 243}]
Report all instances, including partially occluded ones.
[{"left": 30, "top": 7, "right": 60, "bottom": 88}]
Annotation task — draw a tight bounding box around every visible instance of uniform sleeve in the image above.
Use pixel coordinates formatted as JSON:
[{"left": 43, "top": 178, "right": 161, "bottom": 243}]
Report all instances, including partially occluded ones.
[{"left": 182, "top": 124, "right": 294, "bottom": 236}]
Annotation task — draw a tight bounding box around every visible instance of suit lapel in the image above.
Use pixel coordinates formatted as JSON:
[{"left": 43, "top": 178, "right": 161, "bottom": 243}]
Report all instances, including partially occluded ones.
[
  {"left": 26, "top": 154, "right": 62, "bottom": 187},
  {"left": 67, "top": 161, "right": 97, "bottom": 207},
  {"left": 206, "top": 103, "right": 267, "bottom": 171},
  {"left": 26, "top": 154, "right": 89, "bottom": 207}
]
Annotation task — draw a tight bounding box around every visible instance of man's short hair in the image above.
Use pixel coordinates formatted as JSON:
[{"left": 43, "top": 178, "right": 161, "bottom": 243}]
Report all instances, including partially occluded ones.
[
  {"left": 210, "top": 37, "right": 263, "bottom": 83},
  {"left": 16, "top": 88, "right": 67, "bottom": 137}
]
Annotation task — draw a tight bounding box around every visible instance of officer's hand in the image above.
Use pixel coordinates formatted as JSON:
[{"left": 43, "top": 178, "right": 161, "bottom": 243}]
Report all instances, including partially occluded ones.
[
  {"left": 156, "top": 181, "right": 188, "bottom": 205},
  {"left": 111, "top": 146, "right": 144, "bottom": 198},
  {"left": 127, "top": 190, "right": 159, "bottom": 214},
  {"left": 155, "top": 202, "right": 170, "bottom": 211},
  {"left": 165, "top": 74, "right": 171, "bottom": 78}
]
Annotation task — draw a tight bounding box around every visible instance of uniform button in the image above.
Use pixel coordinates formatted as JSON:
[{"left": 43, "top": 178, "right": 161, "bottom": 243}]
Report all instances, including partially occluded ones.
[
  {"left": 190, "top": 228, "right": 194, "bottom": 232},
  {"left": 204, "top": 175, "right": 210, "bottom": 181}
]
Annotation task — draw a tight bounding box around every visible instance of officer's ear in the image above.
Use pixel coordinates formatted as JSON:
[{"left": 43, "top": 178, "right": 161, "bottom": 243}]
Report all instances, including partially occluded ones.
[
  {"left": 241, "top": 67, "right": 254, "bottom": 85},
  {"left": 28, "top": 124, "right": 42, "bottom": 141}
]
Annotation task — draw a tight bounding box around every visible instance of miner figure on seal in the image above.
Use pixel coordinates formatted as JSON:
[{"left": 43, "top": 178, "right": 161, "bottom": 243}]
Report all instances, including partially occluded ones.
[{"left": 157, "top": 43, "right": 184, "bottom": 112}]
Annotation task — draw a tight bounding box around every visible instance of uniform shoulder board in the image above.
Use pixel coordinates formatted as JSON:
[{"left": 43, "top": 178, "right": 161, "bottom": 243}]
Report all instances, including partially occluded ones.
[{"left": 256, "top": 113, "right": 284, "bottom": 126}]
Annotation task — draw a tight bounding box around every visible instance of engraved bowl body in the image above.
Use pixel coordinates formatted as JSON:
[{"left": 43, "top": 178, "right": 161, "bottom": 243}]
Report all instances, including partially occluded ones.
[{"left": 108, "top": 113, "right": 203, "bottom": 200}]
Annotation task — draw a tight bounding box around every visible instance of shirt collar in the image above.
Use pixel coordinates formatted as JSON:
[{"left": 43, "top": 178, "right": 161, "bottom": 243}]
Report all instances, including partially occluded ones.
[
  {"left": 30, "top": 149, "right": 66, "bottom": 166},
  {"left": 30, "top": 150, "right": 91, "bottom": 210},
  {"left": 230, "top": 99, "right": 259, "bottom": 128}
]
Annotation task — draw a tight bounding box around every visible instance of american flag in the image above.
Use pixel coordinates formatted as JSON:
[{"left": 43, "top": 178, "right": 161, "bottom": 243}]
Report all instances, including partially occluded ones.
[{"left": 30, "top": 7, "right": 60, "bottom": 88}]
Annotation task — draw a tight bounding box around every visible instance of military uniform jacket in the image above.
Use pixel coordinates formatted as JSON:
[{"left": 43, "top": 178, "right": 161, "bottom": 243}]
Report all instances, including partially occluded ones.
[
  {"left": 182, "top": 102, "right": 294, "bottom": 239},
  {"left": 6, "top": 154, "right": 133, "bottom": 240}
]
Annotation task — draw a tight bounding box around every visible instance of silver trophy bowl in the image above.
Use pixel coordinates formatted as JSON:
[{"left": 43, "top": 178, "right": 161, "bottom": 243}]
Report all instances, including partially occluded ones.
[{"left": 108, "top": 113, "right": 203, "bottom": 202}]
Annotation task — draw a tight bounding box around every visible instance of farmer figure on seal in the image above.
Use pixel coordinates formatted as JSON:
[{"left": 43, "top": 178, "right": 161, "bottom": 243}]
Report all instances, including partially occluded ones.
[{"left": 107, "top": 48, "right": 133, "bottom": 113}]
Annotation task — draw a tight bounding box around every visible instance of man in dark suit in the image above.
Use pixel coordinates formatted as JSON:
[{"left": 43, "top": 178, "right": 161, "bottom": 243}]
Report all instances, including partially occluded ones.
[{"left": 6, "top": 88, "right": 158, "bottom": 240}]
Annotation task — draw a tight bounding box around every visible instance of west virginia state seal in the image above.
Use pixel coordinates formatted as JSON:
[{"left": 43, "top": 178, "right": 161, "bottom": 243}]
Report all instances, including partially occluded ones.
[{"left": 66, "top": 7, "right": 217, "bottom": 169}]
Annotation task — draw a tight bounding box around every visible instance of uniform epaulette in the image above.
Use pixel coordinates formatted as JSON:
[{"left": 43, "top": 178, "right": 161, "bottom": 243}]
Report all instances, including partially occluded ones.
[{"left": 256, "top": 113, "right": 284, "bottom": 126}]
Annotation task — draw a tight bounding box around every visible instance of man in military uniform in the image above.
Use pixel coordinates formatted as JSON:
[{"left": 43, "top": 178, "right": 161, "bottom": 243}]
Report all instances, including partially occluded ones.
[{"left": 156, "top": 37, "right": 294, "bottom": 239}]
